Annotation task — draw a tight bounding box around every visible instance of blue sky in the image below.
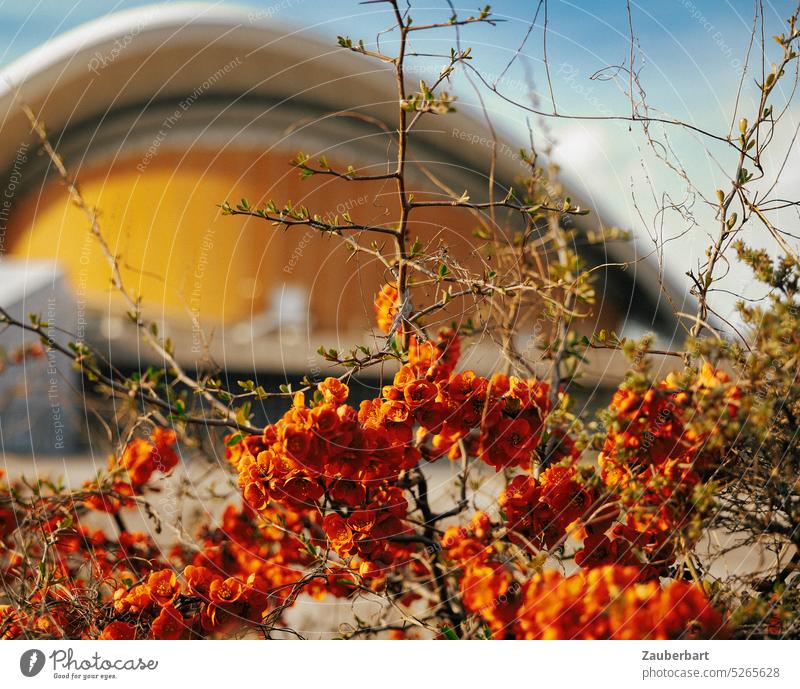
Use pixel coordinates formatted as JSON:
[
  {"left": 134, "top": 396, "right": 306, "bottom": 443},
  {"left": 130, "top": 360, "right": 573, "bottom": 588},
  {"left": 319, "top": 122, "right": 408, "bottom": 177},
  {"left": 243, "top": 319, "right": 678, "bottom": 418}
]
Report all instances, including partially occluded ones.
[
  {"left": 1, "top": 1, "right": 797, "bottom": 332},
  {"left": 0, "top": 1, "right": 770, "bottom": 123}
]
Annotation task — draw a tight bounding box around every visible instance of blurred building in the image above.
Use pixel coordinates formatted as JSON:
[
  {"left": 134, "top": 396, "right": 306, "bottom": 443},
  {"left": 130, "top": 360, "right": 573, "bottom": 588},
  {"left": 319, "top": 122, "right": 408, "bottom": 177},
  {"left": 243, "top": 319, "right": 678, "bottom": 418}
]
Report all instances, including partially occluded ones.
[
  {"left": 0, "top": 5, "right": 685, "bottom": 395},
  {"left": 0, "top": 261, "right": 81, "bottom": 454}
]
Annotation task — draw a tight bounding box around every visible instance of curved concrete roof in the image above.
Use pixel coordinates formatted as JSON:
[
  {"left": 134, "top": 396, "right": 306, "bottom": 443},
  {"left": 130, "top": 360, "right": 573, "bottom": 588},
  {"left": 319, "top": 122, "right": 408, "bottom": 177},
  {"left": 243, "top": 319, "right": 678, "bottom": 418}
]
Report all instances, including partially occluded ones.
[{"left": 0, "top": 2, "right": 686, "bottom": 333}]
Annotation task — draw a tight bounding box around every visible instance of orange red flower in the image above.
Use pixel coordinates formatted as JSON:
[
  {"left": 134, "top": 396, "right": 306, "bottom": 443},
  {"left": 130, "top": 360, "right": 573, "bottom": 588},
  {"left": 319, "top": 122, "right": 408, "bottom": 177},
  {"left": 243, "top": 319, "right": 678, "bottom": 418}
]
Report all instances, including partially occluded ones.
[
  {"left": 151, "top": 605, "right": 185, "bottom": 640},
  {"left": 374, "top": 282, "right": 399, "bottom": 334},
  {"left": 100, "top": 621, "right": 136, "bottom": 640},
  {"left": 116, "top": 426, "right": 180, "bottom": 488},
  {"left": 147, "top": 569, "right": 180, "bottom": 606}
]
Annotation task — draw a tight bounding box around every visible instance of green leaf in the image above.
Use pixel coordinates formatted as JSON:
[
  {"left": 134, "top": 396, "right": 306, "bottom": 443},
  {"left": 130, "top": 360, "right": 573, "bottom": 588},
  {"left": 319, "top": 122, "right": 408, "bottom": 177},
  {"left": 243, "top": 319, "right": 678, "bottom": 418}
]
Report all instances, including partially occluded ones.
[
  {"left": 738, "top": 167, "right": 750, "bottom": 185},
  {"left": 441, "top": 625, "right": 458, "bottom": 640}
]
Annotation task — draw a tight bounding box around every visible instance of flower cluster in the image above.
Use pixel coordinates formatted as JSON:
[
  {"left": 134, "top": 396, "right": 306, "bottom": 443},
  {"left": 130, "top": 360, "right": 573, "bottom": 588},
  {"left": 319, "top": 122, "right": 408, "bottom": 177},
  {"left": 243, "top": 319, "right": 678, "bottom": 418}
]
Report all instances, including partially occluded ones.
[
  {"left": 500, "top": 466, "right": 596, "bottom": 551},
  {"left": 441, "top": 511, "right": 725, "bottom": 639},
  {"left": 321, "top": 494, "right": 413, "bottom": 578},
  {"left": 83, "top": 427, "right": 180, "bottom": 513},
  {"left": 233, "top": 379, "right": 417, "bottom": 510},
  {"left": 408, "top": 327, "right": 461, "bottom": 375},
  {"left": 399, "top": 366, "right": 551, "bottom": 470},
  {"left": 230, "top": 322, "right": 556, "bottom": 579},
  {"left": 442, "top": 512, "right": 521, "bottom": 636},
  {"left": 515, "top": 565, "right": 726, "bottom": 639},
  {"left": 597, "top": 364, "right": 740, "bottom": 567},
  {"left": 600, "top": 363, "right": 738, "bottom": 478},
  {"left": 103, "top": 565, "right": 272, "bottom": 639}
]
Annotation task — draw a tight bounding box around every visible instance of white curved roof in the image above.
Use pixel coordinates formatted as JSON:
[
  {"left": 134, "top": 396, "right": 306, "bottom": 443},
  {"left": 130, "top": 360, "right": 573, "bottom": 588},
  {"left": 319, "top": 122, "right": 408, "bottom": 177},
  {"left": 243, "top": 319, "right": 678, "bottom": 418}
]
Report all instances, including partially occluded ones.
[
  {"left": 0, "top": 4, "right": 397, "bottom": 164},
  {"left": 0, "top": 2, "right": 683, "bottom": 331}
]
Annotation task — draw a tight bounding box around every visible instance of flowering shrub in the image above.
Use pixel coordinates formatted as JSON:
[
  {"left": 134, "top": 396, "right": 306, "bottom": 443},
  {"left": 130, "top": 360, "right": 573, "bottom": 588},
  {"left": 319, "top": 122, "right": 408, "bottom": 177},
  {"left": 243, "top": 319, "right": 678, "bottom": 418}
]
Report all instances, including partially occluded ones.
[{"left": 0, "top": 316, "right": 745, "bottom": 639}]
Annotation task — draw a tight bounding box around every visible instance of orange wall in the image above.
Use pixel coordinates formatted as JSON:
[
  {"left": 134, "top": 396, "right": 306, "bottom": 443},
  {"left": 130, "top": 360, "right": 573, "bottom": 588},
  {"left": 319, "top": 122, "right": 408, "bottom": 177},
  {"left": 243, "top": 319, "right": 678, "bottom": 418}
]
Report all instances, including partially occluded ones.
[{"left": 6, "top": 146, "right": 620, "bottom": 337}]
